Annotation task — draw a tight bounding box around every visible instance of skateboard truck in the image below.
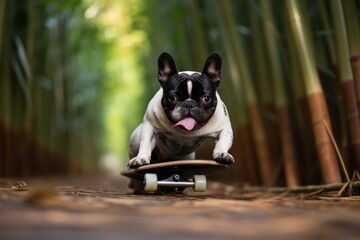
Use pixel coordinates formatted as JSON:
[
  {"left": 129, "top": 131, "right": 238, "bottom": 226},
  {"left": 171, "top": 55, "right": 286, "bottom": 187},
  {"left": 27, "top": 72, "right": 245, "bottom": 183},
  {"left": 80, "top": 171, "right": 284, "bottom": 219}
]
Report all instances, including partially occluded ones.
[{"left": 143, "top": 173, "right": 207, "bottom": 192}]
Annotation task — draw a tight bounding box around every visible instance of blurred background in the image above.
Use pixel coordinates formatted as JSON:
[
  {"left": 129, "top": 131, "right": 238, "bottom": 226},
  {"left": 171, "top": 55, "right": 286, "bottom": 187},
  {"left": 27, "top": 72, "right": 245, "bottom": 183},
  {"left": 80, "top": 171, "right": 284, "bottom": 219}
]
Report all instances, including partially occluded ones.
[{"left": 1, "top": 0, "right": 359, "bottom": 187}]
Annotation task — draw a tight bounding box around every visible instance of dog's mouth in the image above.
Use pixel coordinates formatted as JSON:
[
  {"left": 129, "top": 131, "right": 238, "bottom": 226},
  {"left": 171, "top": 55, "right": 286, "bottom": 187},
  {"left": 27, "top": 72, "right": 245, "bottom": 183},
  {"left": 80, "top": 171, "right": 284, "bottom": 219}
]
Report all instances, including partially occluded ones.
[{"left": 172, "top": 117, "right": 197, "bottom": 131}]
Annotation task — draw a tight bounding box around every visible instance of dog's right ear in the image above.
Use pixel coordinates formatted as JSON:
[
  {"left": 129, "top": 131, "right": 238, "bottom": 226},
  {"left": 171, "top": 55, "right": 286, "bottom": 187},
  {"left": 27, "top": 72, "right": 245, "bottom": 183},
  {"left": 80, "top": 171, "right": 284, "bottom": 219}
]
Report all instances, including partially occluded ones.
[
  {"left": 202, "top": 52, "right": 222, "bottom": 87},
  {"left": 158, "top": 52, "right": 178, "bottom": 85}
]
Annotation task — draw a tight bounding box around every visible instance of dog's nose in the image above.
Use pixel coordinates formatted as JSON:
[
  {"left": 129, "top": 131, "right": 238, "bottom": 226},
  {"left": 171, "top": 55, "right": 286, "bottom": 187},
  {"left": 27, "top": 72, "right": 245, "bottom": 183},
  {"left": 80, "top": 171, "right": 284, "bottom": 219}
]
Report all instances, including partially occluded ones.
[{"left": 184, "top": 100, "right": 197, "bottom": 109}]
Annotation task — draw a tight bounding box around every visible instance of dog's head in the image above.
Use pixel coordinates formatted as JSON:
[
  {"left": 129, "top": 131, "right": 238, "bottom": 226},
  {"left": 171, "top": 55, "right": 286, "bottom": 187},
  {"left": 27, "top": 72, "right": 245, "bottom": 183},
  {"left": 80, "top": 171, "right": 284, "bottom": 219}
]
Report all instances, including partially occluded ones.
[{"left": 157, "top": 52, "right": 222, "bottom": 131}]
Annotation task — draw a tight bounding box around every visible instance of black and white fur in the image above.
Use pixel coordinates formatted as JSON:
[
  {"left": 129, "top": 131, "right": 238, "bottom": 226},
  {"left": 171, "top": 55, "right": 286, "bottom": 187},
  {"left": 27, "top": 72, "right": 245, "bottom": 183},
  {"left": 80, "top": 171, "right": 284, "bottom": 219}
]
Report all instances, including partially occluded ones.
[{"left": 128, "top": 52, "right": 234, "bottom": 168}]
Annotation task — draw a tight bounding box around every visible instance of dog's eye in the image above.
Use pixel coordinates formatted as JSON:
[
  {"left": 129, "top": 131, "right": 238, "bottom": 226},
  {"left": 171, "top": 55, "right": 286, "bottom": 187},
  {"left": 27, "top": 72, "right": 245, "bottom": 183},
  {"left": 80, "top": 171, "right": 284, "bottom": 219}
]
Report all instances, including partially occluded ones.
[
  {"left": 201, "top": 96, "right": 212, "bottom": 104},
  {"left": 168, "top": 95, "right": 178, "bottom": 104}
]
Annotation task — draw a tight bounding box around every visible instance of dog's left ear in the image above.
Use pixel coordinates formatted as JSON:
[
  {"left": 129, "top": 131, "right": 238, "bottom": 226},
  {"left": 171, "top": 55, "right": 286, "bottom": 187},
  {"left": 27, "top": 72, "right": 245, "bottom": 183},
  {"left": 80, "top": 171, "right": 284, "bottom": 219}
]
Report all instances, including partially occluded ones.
[
  {"left": 202, "top": 52, "right": 222, "bottom": 86},
  {"left": 158, "top": 52, "right": 178, "bottom": 85}
]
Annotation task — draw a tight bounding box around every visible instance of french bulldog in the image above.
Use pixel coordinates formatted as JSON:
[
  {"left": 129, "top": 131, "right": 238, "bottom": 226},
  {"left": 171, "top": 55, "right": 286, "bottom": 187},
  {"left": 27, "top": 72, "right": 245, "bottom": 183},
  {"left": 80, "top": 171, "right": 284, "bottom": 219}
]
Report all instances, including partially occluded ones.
[{"left": 128, "top": 52, "right": 234, "bottom": 168}]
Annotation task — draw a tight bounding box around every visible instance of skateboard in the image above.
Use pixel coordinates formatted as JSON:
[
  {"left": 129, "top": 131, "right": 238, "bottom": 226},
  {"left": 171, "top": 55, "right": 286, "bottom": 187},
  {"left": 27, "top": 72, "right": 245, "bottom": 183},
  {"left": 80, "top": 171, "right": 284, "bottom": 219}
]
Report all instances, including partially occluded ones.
[{"left": 121, "top": 160, "right": 227, "bottom": 194}]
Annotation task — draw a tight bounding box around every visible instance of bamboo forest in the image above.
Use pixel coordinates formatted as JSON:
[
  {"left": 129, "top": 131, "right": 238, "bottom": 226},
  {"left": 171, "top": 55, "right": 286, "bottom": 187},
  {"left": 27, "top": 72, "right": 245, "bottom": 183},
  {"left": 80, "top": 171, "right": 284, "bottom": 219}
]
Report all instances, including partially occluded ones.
[{"left": 1, "top": 0, "right": 360, "bottom": 188}]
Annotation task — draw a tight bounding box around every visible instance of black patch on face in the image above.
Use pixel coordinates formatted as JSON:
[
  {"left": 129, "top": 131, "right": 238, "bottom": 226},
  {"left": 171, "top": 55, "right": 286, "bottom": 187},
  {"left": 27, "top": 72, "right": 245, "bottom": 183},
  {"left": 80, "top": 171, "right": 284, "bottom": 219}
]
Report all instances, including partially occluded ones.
[{"left": 161, "top": 72, "right": 218, "bottom": 129}]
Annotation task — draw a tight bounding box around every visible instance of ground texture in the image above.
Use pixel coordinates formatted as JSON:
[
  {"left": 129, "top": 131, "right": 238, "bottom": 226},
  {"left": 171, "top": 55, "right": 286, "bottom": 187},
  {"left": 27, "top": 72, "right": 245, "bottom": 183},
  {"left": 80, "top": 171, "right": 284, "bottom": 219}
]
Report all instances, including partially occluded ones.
[{"left": 0, "top": 176, "right": 359, "bottom": 240}]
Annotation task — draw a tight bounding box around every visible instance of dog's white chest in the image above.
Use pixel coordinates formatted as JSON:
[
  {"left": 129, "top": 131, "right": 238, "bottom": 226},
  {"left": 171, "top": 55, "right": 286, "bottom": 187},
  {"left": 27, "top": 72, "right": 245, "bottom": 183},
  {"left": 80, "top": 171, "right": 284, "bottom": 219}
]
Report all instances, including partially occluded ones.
[{"left": 155, "top": 132, "right": 208, "bottom": 157}]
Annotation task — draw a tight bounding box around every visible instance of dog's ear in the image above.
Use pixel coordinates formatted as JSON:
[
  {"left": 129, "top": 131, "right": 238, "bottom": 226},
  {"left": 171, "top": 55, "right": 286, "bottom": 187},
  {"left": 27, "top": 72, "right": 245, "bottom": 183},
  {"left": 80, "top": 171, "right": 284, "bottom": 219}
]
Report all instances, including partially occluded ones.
[
  {"left": 158, "top": 52, "right": 178, "bottom": 85},
  {"left": 202, "top": 52, "right": 222, "bottom": 86}
]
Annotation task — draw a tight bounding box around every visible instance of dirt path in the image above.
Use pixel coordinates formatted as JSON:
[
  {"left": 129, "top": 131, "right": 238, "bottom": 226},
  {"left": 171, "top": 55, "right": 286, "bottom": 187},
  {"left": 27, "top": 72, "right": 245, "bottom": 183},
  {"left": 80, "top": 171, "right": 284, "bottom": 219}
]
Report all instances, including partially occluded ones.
[{"left": 0, "top": 176, "right": 359, "bottom": 240}]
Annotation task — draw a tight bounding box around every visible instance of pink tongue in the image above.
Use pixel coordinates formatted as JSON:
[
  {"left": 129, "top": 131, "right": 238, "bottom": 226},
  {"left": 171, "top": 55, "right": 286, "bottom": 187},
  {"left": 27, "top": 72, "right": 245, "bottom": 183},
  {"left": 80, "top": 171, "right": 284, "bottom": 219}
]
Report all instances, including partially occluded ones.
[{"left": 172, "top": 117, "right": 196, "bottom": 131}]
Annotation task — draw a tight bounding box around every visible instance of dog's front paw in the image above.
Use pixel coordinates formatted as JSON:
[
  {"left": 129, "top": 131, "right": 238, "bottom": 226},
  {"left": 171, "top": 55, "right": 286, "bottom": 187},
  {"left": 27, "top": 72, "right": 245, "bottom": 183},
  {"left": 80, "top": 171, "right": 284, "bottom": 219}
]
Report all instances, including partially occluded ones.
[
  {"left": 128, "top": 157, "right": 150, "bottom": 168},
  {"left": 213, "top": 152, "right": 235, "bottom": 164}
]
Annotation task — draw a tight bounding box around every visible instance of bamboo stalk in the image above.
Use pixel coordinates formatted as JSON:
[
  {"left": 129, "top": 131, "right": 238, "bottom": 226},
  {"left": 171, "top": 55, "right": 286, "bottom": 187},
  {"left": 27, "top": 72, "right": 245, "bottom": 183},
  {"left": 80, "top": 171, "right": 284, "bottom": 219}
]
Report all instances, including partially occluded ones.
[
  {"left": 249, "top": 1, "right": 272, "bottom": 107},
  {"left": 260, "top": 0, "right": 299, "bottom": 187},
  {"left": 0, "top": 0, "right": 6, "bottom": 175},
  {"left": 23, "top": 0, "right": 36, "bottom": 176},
  {"left": 32, "top": 28, "right": 43, "bottom": 175},
  {"left": 342, "top": 0, "right": 360, "bottom": 115},
  {"left": 330, "top": 0, "right": 360, "bottom": 170},
  {"left": 13, "top": 33, "right": 33, "bottom": 176},
  {"left": 286, "top": 0, "right": 341, "bottom": 183},
  {"left": 248, "top": 1, "right": 279, "bottom": 180},
  {"left": 318, "top": 0, "right": 337, "bottom": 66},
  {"left": 205, "top": 0, "right": 259, "bottom": 184},
  {"left": 2, "top": 0, "right": 14, "bottom": 176},
  {"left": 0, "top": 0, "right": 6, "bottom": 58},
  {"left": 237, "top": 124, "right": 259, "bottom": 184},
  {"left": 284, "top": 10, "right": 316, "bottom": 184},
  {"left": 173, "top": 1, "right": 193, "bottom": 70},
  {"left": 189, "top": 0, "right": 208, "bottom": 69},
  {"left": 247, "top": 103, "right": 274, "bottom": 185},
  {"left": 317, "top": 0, "right": 346, "bottom": 170},
  {"left": 322, "top": 119, "right": 350, "bottom": 182},
  {"left": 351, "top": 53, "right": 360, "bottom": 117},
  {"left": 215, "top": 0, "right": 274, "bottom": 186},
  {"left": 210, "top": 45, "right": 251, "bottom": 183}
]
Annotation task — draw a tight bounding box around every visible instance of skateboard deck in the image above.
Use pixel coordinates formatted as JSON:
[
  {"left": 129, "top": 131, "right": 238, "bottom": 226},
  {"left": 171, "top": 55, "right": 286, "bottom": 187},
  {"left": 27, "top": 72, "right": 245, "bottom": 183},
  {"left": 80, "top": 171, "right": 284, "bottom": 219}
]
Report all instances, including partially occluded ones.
[{"left": 121, "top": 160, "right": 227, "bottom": 194}]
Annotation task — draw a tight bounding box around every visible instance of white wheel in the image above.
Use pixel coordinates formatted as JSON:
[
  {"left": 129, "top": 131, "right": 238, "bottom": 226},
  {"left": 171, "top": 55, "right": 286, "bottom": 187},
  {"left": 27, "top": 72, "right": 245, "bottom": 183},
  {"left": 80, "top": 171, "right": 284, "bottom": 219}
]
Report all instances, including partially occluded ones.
[
  {"left": 193, "top": 175, "right": 207, "bottom": 192},
  {"left": 144, "top": 173, "right": 158, "bottom": 191}
]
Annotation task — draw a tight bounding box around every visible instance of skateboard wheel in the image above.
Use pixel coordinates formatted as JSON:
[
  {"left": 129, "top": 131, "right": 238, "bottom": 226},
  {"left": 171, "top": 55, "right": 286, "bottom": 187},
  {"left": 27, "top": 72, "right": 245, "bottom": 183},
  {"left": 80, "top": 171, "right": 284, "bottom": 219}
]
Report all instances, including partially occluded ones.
[
  {"left": 193, "top": 175, "right": 207, "bottom": 192},
  {"left": 144, "top": 173, "right": 158, "bottom": 191}
]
